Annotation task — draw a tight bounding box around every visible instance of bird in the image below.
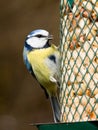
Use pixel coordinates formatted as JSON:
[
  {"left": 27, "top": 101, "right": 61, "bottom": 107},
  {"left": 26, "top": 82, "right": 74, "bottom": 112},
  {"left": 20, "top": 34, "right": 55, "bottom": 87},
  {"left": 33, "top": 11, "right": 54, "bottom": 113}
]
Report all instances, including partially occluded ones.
[{"left": 23, "top": 29, "right": 60, "bottom": 122}]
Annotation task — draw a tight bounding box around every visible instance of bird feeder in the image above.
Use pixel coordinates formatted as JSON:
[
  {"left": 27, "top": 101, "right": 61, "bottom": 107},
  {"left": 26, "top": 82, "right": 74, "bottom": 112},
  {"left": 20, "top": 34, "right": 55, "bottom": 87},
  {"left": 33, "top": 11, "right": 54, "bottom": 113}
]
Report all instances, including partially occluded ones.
[{"left": 60, "top": 0, "right": 98, "bottom": 123}]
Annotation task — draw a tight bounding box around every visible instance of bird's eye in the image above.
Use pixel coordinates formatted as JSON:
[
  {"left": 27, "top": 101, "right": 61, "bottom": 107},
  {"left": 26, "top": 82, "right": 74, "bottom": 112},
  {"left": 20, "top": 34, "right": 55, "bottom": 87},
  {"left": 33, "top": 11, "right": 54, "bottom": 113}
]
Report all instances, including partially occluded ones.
[{"left": 36, "top": 34, "right": 43, "bottom": 38}]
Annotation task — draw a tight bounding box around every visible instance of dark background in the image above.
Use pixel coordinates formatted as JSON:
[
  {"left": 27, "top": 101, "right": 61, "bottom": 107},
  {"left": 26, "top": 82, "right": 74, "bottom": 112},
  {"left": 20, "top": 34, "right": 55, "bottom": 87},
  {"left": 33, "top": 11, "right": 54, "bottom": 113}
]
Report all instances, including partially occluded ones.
[{"left": 0, "top": 0, "right": 60, "bottom": 130}]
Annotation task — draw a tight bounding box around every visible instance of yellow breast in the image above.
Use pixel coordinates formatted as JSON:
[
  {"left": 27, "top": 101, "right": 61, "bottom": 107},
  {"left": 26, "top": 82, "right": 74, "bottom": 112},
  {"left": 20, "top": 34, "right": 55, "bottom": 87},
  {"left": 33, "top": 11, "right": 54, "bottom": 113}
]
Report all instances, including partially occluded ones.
[{"left": 27, "top": 45, "right": 59, "bottom": 94}]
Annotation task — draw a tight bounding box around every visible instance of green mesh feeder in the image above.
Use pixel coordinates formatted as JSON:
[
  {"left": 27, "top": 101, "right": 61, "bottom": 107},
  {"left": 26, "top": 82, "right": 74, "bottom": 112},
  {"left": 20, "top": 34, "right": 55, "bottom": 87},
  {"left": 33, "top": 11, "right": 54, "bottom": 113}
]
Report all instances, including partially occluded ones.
[
  {"left": 60, "top": 0, "right": 98, "bottom": 122},
  {"left": 36, "top": 0, "right": 98, "bottom": 129}
]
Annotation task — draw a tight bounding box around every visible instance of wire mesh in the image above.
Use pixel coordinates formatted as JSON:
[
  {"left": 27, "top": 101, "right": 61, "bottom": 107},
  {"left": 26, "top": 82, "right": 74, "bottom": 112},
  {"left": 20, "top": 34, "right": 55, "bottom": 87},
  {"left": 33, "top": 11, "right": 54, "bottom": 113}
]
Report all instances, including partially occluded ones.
[{"left": 60, "top": 0, "right": 98, "bottom": 122}]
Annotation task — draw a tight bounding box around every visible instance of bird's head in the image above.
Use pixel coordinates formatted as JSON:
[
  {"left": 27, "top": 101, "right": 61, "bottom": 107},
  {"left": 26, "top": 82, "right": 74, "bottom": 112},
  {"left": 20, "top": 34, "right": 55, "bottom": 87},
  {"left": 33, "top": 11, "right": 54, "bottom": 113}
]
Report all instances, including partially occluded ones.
[
  {"left": 24, "top": 29, "right": 53, "bottom": 51},
  {"left": 23, "top": 29, "right": 53, "bottom": 72}
]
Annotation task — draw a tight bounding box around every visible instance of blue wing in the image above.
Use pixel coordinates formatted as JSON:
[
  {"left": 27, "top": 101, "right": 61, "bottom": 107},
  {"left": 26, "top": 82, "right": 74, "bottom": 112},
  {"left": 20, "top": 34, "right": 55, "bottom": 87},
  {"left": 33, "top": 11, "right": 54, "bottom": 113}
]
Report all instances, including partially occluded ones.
[{"left": 23, "top": 46, "right": 32, "bottom": 73}]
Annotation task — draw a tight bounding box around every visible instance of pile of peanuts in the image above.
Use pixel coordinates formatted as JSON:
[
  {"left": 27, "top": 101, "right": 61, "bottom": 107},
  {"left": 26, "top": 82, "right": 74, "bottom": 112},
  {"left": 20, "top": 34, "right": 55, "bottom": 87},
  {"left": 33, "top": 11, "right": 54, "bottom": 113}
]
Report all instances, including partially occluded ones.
[{"left": 60, "top": 0, "right": 98, "bottom": 122}]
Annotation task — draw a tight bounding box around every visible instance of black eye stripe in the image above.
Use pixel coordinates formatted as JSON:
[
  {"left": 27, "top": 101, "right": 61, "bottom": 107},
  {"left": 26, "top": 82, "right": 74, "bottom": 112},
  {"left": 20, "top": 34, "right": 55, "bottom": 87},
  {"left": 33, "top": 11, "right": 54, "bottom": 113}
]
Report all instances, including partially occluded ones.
[{"left": 35, "top": 34, "right": 46, "bottom": 38}]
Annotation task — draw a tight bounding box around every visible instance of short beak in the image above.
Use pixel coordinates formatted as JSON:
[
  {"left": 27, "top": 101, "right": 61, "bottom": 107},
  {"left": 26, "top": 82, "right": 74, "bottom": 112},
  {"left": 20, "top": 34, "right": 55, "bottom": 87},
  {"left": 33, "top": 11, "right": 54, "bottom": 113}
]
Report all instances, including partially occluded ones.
[{"left": 48, "top": 35, "right": 53, "bottom": 40}]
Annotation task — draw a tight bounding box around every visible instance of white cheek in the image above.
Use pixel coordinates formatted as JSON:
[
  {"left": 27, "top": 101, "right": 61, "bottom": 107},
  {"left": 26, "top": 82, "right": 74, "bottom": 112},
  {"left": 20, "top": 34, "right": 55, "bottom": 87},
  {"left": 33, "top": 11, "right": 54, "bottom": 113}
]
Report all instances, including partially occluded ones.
[
  {"left": 27, "top": 37, "right": 40, "bottom": 47},
  {"left": 27, "top": 37, "right": 47, "bottom": 48}
]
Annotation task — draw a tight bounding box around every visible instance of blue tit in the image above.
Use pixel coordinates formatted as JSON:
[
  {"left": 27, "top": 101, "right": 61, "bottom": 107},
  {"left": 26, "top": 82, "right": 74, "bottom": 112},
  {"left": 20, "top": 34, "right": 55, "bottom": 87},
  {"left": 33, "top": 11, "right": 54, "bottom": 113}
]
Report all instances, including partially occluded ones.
[{"left": 23, "top": 29, "right": 60, "bottom": 122}]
